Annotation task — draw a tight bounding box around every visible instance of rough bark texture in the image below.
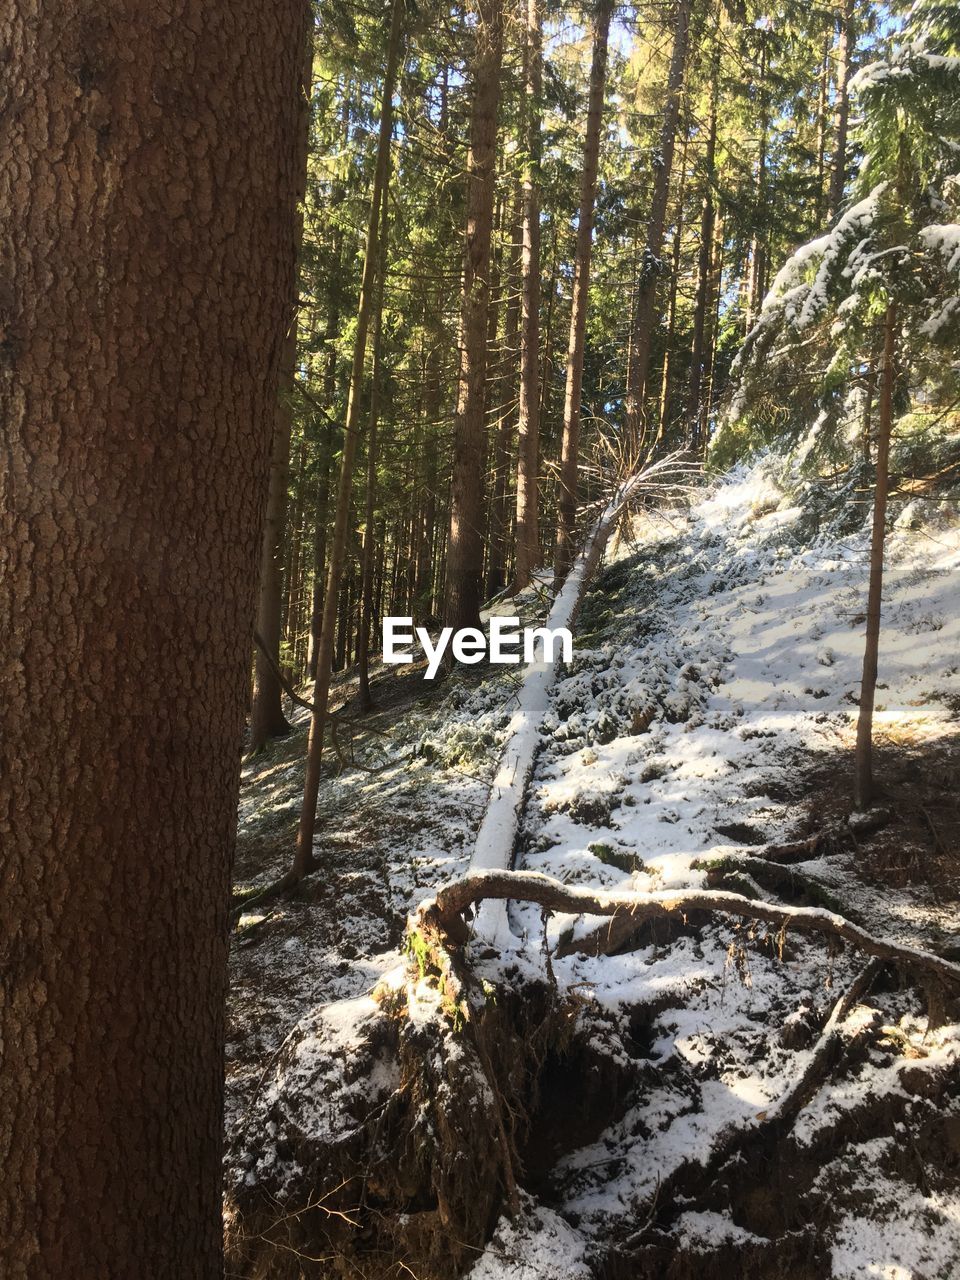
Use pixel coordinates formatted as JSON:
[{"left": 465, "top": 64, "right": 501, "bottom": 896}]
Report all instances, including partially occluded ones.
[
  {"left": 443, "top": 0, "right": 504, "bottom": 631},
  {"left": 554, "top": 0, "right": 613, "bottom": 582},
  {"left": 854, "top": 304, "right": 897, "bottom": 809},
  {"left": 623, "top": 0, "right": 692, "bottom": 453},
  {"left": 293, "top": 0, "right": 403, "bottom": 880},
  {"left": 512, "top": 0, "right": 543, "bottom": 592},
  {"left": 0, "top": 2, "right": 304, "bottom": 1276}
]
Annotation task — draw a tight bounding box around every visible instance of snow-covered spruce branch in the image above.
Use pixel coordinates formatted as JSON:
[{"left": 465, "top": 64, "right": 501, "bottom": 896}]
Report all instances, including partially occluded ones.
[
  {"left": 415, "top": 869, "right": 960, "bottom": 987},
  {"left": 469, "top": 455, "right": 692, "bottom": 945}
]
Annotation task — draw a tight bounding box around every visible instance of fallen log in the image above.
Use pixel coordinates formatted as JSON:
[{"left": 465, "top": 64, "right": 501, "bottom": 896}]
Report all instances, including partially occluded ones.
[
  {"left": 412, "top": 868, "right": 960, "bottom": 988},
  {"left": 469, "top": 454, "right": 693, "bottom": 945}
]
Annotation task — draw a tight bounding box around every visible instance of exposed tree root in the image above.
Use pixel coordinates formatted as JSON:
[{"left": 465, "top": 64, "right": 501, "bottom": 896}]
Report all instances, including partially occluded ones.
[
  {"left": 226, "top": 872, "right": 959, "bottom": 1278},
  {"left": 225, "top": 955, "right": 579, "bottom": 1280},
  {"left": 414, "top": 869, "right": 960, "bottom": 987}
]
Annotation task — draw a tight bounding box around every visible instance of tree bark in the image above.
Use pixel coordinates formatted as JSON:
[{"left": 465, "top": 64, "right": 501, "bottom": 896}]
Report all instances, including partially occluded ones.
[
  {"left": 623, "top": 0, "right": 693, "bottom": 454},
  {"left": 486, "top": 194, "right": 523, "bottom": 598},
  {"left": 699, "top": 208, "right": 725, "bottom": 447},
  {"left": 0, "top": 2, "right": 304, "bottom": 1275},
  {"left": 444, "top": 0, "right": 505, "bottom": 630},
  {"left": 292, "top": 0, "right": 404, "bottom": 880},
  {"left": 357, "top": 193, "right": 392, "bottom": 713},
  {"left": 686, "top": 43, "right": 719, "bottom": 446},
  {"left": 827, "top": 0, "right": 855, "bottom": 221},
  {"left": 654, "top": 127, "right": 689, "bottom": 450},
  {"left": 744, "top": 33, "right": 770, "bottom": 334},
  {"left": 854, "top": 303, "right": 897, "bottom": 810},
  {"left": 554, "top": 0, "right": 613, "bottom": 582},
  {"left": 512, "top": 0, "right": 544, "bottom": 592},
  {"left": 249, "top": 25, "right": 314, "bottom": 750}
]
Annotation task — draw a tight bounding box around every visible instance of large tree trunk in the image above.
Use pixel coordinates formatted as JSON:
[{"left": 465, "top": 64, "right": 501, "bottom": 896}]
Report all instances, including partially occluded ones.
[
  {"left": 443, "top": 0, "right": 505, "bottom": 631},
  {"left": 512, "top": 0, "right": 544, "bottom": 592},
  {"left": 0, "top": 3, "right": 304, "bottom": 1275},
  {"left": 854, "top": 303, "right": 897, "bottom": 810},
  {"left": 293, "top": 0, "right": 404, "bottom": 880},
  {"left": 554, "top": 0, "right": 613, "bottom": 583},
  {"left": 827, "top": 0, "right": 855, "bottom": 221},
  {"left": 249, "top": 26, "right": 315, "bottom": 750},
  {"left": 623, "top": 0, "right": 693, "bottom": 454}
]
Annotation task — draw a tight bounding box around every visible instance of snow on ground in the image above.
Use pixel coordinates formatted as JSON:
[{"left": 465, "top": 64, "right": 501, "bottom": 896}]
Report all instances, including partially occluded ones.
[
  {"left": 228, "top": 457, "right": 960, "bottom": 1277},
  {"left": 517, "top": 462, "right": 960, "bottom": 946},
  {"left": 469, "top": 460, "right": 960, "bottom": 1276}
]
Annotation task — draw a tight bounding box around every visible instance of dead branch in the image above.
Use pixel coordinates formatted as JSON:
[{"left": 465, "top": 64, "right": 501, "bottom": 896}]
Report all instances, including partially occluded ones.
[{"left": 413, "top": 869, "right": 960, "bottom": 987}]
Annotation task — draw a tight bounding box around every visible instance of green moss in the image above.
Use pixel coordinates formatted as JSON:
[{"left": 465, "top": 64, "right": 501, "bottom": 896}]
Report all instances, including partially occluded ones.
[{"left": 589, "top": 841, "right": 643, "bottom": 874}]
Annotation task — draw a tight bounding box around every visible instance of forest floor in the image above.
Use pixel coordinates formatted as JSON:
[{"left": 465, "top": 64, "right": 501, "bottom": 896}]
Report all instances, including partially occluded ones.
[{"left": 225, "top": 460, "right": 960, "bottom": 1280}]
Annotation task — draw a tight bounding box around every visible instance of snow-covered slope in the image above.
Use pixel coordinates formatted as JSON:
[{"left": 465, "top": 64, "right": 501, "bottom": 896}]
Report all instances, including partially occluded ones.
[{"left": 465, "top": 461, "right": 960, "bottom": 1278}]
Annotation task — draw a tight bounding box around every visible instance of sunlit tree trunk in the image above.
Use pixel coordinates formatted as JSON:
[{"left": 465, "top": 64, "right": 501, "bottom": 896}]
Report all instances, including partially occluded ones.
[
  {"left": 687, "top": 45, "right": 719, "bottom": 446},
  {"left": 623, "top": 0, "right": 693, "bottom": 454},
  {"left": 555, "top": 0, "right": 613, "bottom": 582},
  {"left": 512, "top": 0, "right": 544, "bottom": 592},
  {"left": 357, "top": 193, "right": 391, "bottom": 713},
  {"left": 444, "top": 0, "right": 505, "bottom": 629},
  {"left": 827, "top": 0, "right": 855, "bottom": 221},
  {"left": 293, "top": 0, "right": 404, "bottom": 880},
  {"left": 854, "top": 303, "right": 897, "bottom": 810},
  {"left": 486, "top": 194, "right": 523, "bottom": 598},
  {"left": 249, "top": 26, "right": 315, "bottom": 750}
]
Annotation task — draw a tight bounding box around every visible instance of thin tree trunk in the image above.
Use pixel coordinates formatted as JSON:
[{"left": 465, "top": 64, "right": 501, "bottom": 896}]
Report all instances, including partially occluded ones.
[
  {"left": 293, "top": 0, "right": 404, "bottom": 880},
  {"left": 554, "top": 2, "right": 612, "bottom": 580},
  {"left": 486, "top": 193, "right": 523, "bottom": 598},
  {"left": 623, "top": 0, "right": 693, "bottom": 454},
  {"left": 827, "top": 0, "right": 855, "bottom": 221},
  {"left": 854, "top": 303, "right": 897, "bottom": 811},
  {"left": 250, "top": 25, "right": 314, "bottom": 749},
  {"left": 512, "top": 0, "right": 544, "bottom": 592},
  {"left": 417, "top": 330, "right": 442, "bottom": 618},
  {"left": 357, "top": 193, "right": 391, "bottom": 713},
  {"left": 687, "top": 43, "right": 719, "bottom": 446},
  {"left": 0, "top": 2, "right": 304, "bottom": 1273},
  {"left": 307, "top": 96, "right": 351, "bottom": 679},
  {"left": 861, "top": 345, "right": 877, "bottom": 462},
  {"left": 699, "top": 209, "right": 725, "bottom": 447},
  {"left": 655, "top": 127, "right": 689, "bottom": 450},
  {"left": 814, "top": 29, "right": 831, "bottom": 228},
  {"left": 444, "top": 0, "right": 505, "bottom": 629},
  {"left": 744, "top": 35, "right": 770, "bottom": 334}
]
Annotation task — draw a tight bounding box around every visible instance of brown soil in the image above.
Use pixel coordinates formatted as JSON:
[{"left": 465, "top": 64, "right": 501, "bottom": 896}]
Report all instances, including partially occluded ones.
[{"left": 783, "top": 730, "right": 960, "bottom": 904}]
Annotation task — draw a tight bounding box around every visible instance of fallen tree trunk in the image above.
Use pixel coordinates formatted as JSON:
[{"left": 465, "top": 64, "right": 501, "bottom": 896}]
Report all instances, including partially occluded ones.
[
  {"left": 470, "top": 454, "right": 691, "bottom": 944},
  {"left": 413, "top": 868, "right": 960, "bottom": 987}
]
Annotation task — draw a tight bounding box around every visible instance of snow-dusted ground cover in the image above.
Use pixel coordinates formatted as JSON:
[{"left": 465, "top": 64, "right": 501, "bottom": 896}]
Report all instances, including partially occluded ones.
[
  {"left": 468, "top": 462, "right": 960, "bottom": 1276},
  {"left": 227, "top": 459, "right": 960, "bottom": 1278}
]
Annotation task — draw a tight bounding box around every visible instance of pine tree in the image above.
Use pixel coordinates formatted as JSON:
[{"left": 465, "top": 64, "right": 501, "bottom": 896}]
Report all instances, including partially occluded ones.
[{"left": 0, "top": 2, "right": 305, "bottom": 1272}]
